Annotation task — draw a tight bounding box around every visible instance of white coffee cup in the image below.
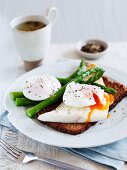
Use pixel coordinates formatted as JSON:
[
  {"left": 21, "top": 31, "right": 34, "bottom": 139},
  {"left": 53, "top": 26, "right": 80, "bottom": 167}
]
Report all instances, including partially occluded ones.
[{"left": 10, "top": 7, "right": 57, "bottom": 71}]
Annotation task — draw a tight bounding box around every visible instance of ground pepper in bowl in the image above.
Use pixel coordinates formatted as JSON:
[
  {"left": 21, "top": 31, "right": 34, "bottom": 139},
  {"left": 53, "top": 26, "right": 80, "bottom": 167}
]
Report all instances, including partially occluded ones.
[{"left": 81, "top": 42, "right": 105, "bottom": 53}]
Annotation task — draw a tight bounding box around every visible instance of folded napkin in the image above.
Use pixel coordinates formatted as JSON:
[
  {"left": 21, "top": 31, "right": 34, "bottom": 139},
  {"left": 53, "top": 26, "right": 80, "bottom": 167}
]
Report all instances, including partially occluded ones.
[{"left": 0, "top": 111, "right": 127, "bottom": 170}]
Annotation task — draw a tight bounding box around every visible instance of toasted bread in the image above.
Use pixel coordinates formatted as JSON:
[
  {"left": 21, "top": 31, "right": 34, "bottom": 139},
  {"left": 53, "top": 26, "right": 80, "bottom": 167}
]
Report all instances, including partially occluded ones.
[
  {"left": 43, "top": 122, "right": 95, "bottom": 135},
  {"left": 103, "top": 76, "right": 127, "bottom": 111},
  {"left": 38, "top": 77, "right": 127, "bottom": 135}
]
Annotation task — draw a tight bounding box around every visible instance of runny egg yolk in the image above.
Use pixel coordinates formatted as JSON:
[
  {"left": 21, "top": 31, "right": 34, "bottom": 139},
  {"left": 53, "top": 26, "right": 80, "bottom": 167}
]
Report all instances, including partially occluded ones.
[
  {"left": 87, "top": 93, "right": 114, "bottom": 122},
  {"left": 108, "top": 94, "right": 114, "bottom": 105}
]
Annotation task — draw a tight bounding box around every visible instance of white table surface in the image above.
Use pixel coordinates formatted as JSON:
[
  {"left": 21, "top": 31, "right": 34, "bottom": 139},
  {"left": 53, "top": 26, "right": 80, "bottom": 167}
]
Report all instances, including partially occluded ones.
[
  {"left": 0, "top": 0, "right": 127, "bottom": 43},
  {"left": 0, "top": 42, "right": 127, "bottom": 170}
]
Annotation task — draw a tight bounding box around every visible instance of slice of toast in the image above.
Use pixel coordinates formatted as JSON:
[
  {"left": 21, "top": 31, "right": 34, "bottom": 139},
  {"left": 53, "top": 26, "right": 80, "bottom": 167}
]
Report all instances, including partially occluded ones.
[
  {"left": 103, "top": 77, "right": 127, "bottom": 111},
  {"left": 38, "top": 77, "right": 127, "bottom": 135},
  {"left": 42, "top": 122, "right": 95, "bottom": 135}
]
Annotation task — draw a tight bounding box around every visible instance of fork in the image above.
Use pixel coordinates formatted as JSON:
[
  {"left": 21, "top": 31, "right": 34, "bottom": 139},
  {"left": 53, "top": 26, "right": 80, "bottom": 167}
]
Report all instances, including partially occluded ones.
[{"left": 0, "top": 139, "right": 87, "bottom": 170}]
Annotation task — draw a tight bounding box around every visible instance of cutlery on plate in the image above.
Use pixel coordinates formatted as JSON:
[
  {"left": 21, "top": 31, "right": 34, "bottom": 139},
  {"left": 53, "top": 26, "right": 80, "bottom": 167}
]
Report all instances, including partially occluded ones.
[{"left": 0, "top": 139, "right": 87, "bottom": 170}]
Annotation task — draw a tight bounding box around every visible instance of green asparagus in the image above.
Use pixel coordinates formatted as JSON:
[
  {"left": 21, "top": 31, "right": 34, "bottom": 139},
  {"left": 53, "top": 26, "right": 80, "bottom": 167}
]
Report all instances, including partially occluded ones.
[
  {"left": 16, "top": 98, "right": 40, "bottom": 106},
  {"left": 92, "top": 82, "right": 116, "bottom": 94},
  {"left": 85, "top": 69, "right": 105, "bottom": 84},
  {"left": 81, "top": 81, "right": 116, "bottom": 94},
  {"left": 56, "top": 77, "right": 69, "bottom": 85},
  {"left": 10, "top": 92, "right": 24, "bottom": 101}
]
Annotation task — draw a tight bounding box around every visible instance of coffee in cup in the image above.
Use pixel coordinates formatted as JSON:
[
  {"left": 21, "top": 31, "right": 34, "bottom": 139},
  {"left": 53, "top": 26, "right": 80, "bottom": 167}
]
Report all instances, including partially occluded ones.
[{"left": 10, "top": 7, "right": 58, "bottom": 71}]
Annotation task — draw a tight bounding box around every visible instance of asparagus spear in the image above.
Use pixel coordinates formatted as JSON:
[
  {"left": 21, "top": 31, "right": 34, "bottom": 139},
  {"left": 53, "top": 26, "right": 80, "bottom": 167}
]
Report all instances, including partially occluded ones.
[
  {"left": 10, "top": 92, "right": 24, "bottom": 101},
  {"left": 76, "top": 67, "right": 105, "bottom": 85},
  {"left": 26, "top": 67, "right": 104, "bottom": 118},
  {"left": 92, "top": 82, "right": 116, "bottom": 94},
  {"left": 85, "top": 69, "right": 105, "bottom": 84},
  {"left": 56, "top": 77, "right": 69, "bottom": 85},
  {"left": 16, "top": 98, "right": 39, "bottom": 106},
  {"left": 81, "top": 81, "right": 116, "bottom": 94},
  {"left": 57, "top": 59, "right": 86, "bottom": 85}
]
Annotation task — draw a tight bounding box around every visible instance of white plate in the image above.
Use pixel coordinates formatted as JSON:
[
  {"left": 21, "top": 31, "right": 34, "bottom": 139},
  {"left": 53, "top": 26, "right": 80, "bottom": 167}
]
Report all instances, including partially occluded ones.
[{"left": 4, "top": 60, "right": 127, "bottom": 148}]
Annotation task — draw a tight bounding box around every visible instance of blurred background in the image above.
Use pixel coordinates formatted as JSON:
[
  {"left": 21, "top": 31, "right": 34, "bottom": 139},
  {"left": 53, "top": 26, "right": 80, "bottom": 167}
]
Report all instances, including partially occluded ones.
[{"left": 0, "top": 0, "right": 127, "bottom": 43}]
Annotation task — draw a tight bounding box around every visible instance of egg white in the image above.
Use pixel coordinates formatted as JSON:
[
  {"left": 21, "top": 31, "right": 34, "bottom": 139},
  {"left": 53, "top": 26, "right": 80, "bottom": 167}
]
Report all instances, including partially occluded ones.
[
  {"left": 38, "top": 102, "right": 108, "bottom": 123},
  {"left": 23, "top": 75, "right": 61, "bottom": 101}
]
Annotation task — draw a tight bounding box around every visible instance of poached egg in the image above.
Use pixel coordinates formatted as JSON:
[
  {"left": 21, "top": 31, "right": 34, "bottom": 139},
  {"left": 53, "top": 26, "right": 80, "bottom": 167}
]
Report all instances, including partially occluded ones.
[
  {"left": 63, "top": 82, "right": 106, "bottom": 107},
  {"left": 23, "top": 75, "right": 61, "bottom": 101},
  {"left": 38, "top": 81, "right": 114, "bottom": 123}
]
